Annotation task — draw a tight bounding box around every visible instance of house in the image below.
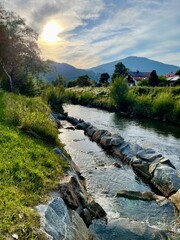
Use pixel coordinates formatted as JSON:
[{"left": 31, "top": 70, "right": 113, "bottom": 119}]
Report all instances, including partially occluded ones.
[
  {"left": 127, "top": 71, "right": 151, "bottom": 85},
  {"left": 166, "top": 73, "right": 180, "bottom": 85}
]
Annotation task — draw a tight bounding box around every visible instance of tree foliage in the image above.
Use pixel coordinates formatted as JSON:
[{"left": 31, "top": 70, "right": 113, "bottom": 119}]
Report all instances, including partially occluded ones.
[
  {"left": 148, "top": 70, "right": 159, "bottom": 87},
  {"left": 172, "top": 78, "right": 180, "bottom": 86},
  {"left": 112, "top": 62, "right": 128, "bottom": 81},
  {"left": 0, "top": 5, "right": 47, "bottom": 92},
  {"left": 51, "top": 74, "right": 66, "bottom": 87},
  {"left": 137, "top": 79, "right": 149, "bottom": 86},
  {"left": 175, "top": 69, "right": 180, "bottom": 75},
  {"left": 76, "top": 75, "right": 92, "bottom": 87},
  {"left": 158, "top": 75, "right": 168, "bottom": 86},
  {"left": 99, "top": 73, "right": 110, "bottom": 85},
  {"left": 67, "top": 80, "right": 77, "bottom": 88}
]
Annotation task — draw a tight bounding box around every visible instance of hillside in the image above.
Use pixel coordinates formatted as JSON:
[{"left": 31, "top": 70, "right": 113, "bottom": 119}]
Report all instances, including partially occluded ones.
[
  {"left": 43, "top": 57, "right": 179, "bottom": 82},
  {"left": 44, "top": 61, "right": 99, "bottom": 81},
  {"left": 89, "top": 56, "right": 179, "bottom": 75}
]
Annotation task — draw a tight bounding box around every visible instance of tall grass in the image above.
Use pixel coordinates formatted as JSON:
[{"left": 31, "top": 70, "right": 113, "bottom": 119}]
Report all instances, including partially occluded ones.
[
  {"left": 41, "top": 85, "right": 66, "bottom": 113},
  {"left": 153, "top": 92, "right": 175, "bottom": 121},
  {"left": 3, "top": 92, "right": 58, "bottom": 144},
  {"left": 63, "top": 84, "right": 180, "bottom": 124},
  {"left": 0, "top": 92, "right": 69, "bottom": 238},
  {"left": 131, "top": 95, "right": 153, "bottom": 117}
]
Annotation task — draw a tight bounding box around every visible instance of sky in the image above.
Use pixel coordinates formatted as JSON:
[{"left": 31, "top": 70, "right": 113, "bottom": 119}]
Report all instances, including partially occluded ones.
[{"left": 1, "top": 0, "right": 180, "bottom": 68}]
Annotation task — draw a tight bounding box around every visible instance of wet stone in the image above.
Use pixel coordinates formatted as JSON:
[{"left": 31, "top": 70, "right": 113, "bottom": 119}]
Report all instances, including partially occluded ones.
[
  {"left": 137, "top": 148, "right": 162, "bottom": 162},
  {"left": 151, "top": 164, "right": 180, "bottom": 197}
]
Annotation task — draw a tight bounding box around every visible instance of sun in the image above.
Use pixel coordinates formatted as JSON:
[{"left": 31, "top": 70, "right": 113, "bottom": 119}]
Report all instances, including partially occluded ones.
[{"left": 41, "top": 21, "right": 62, "bottom": 43}]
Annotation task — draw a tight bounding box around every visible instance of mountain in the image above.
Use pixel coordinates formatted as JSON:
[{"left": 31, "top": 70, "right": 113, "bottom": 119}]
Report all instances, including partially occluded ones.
[
  {"left": 44, "top": 61, "right": 99, "bottom": 81},
  {"left": 89, "top": 56, "right": 179, "bottom": 76},
  {"left": 43, "top": 57, "right": 179, "bottom": 82}
]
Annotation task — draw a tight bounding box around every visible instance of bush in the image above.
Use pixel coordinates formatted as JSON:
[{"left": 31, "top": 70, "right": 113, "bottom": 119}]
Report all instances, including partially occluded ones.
[
  {"left": 137, "top": 79, "right": 149, "bottom": 86},
  {"left": 110, "top": 77, "right": 129, "bottom": 111}
]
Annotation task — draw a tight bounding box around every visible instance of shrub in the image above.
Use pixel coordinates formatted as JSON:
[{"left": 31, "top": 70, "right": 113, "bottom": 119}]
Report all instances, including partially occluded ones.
[
  {"left": 137, "top": 79, "right": 149, "bottom": 86},
  {"left": 109, "top": 77, "right": 129, "bottom": 111}
]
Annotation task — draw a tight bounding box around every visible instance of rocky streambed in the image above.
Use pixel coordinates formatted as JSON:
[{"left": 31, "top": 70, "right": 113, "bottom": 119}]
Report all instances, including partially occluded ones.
[{"left": 37, "top": 107, "right": 180, "bottom": 240}]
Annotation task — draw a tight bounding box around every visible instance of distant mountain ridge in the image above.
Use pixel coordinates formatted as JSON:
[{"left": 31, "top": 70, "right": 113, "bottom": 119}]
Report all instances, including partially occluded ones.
[
  {"left": 44, "top": 61, "right": 99, "bottom": 81},
  {"left": 89, "top": 56, "right": 179, "bottom": 76},
  {"left": 44, "top": 57, "right": 179, "bottom": 81}
]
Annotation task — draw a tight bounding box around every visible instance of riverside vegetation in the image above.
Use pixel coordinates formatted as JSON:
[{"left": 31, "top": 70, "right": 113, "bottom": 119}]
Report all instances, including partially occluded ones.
[
  {"left": 0, "top": 91, "right": 69, "bottom": 238},
  {"left": 65, "top": 77, "right": 180, "bottom": 125}
]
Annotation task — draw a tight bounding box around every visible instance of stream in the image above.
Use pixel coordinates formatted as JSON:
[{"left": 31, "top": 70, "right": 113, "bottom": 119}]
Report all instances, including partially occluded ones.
[{"left": 59, "top": 104, "right": 180, "bottom": 239}]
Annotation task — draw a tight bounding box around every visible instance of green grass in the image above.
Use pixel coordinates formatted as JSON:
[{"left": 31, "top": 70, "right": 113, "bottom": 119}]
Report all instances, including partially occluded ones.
[
  {"left": 3, "top": 92, "right": 59, "bottom": 144},
  {"left": 0, "top": 92, "right": 69, "bottom": 238},
  {"left": 64, "top": 85, "right": 180, "bottom": 124},
  {"left": 65, "top": 86, "right": 114, "bottom": 110}
]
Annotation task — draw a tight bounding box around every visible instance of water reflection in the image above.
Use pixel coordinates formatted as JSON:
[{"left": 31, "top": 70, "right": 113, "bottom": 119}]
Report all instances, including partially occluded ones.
[{"left": 113, "top": 113, "right": 180, "bottom": 139}]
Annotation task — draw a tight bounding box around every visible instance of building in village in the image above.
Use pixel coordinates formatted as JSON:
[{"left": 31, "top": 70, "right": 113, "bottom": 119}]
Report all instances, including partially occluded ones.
[
  {"left": 166, "top": 73, "right": 180, "bottom": 85},
  {"left": 127, "top": 71, "right": 151, "bottom": 86}
]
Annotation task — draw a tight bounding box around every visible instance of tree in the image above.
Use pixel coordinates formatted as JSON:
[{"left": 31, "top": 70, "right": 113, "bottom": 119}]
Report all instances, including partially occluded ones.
[
  {"left": 175, "top": 69, "right": 180, "bottom": 75},
  {"left": 99, "top": 73, "right": 110, "bottom": 85},
  {"left": 148, "top": 70, "right": 159, "bottom": 87},
  {"left": 52, "top": 74, "right": 66, "bottom": 87},
  {"left": 158, "top": 75, "right": 168, "bottom": 86},
  {"left": 112, "top": 62, "right": 128, "bottom": 81},
  {"left": 76, "top": 75, "right": 92, "bottom": 87},
  {"left": 0, "top": 5, "right": 47, "bottom": 92},
  {"left": 67, "top": 80, "right": 77, "bottom": 88},
  {"left": 172, "top": 78, "right": 180, "bottom": 86}
]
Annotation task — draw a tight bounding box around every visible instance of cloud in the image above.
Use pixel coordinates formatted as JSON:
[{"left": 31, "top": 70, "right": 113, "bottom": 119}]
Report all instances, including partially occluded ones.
[{"left": 1, "top": 0, "right": 180, "bottom": 67}]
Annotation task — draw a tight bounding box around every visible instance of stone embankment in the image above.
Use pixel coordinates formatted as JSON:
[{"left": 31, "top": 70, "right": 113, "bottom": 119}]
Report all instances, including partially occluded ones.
[
  {"left": 39, "top": 112, "right": 179, "bottom": 240},
  {"left": 37, "top": 140, "right": 106, "bottom": 240},
  {"left": 53, "top": 113, "right": 180, "bottom": 211}
]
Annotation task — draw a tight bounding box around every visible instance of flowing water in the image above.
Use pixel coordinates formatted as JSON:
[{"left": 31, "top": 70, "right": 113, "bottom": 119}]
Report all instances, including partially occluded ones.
[{"left": 59, "top": 104, "right": 180, "bottom": 239}]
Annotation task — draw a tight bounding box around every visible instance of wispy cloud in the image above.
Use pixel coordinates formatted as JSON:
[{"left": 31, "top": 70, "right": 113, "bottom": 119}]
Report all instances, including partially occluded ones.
[{"left": 1, "top": 0, "right": 180, "bottom": 67}]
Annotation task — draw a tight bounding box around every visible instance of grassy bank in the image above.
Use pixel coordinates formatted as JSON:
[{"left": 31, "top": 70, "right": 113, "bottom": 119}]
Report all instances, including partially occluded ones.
[
  {"left": 65, "top": 84, "right": 180, "bottom": 124},
  {"left": 65, "top": 86, "right": 115, "bottom": 111},
  {"left": 127, "top": 86, "right": 180, "bottom": 123},
  {"left": 0, "top": 92, "right": 69, "bottom": 239}
]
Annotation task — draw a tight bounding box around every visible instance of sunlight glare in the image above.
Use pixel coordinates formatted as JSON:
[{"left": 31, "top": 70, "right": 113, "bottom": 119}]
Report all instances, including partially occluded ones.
[{"left": 41, "top": 21, "right": 62, "bottom": 43}]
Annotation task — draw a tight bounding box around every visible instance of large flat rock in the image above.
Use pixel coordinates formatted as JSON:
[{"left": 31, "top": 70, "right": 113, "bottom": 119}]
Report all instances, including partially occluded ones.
[{"left": 45, "top": 197, "right": 90, "bottom": 240}]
